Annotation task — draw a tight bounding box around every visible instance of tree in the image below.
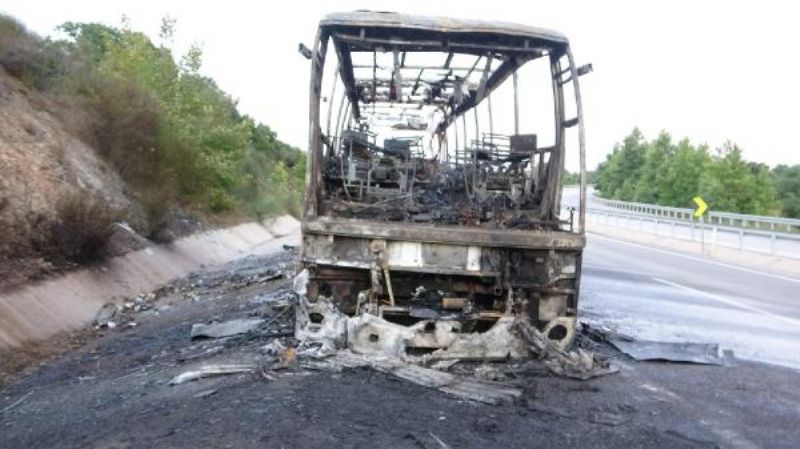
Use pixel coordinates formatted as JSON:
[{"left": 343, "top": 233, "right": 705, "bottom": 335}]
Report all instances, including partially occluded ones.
[
  {"left": 633, "top": 131, "right": 674, "bottom": 204},
  {"left": 699, "top": 142, "right": 778, "bottom": 215},
  {"left": 595, "top": 129, "right": 782, "bottom": 217},
  {"left": 56, "top": 19, "right": 304, "bottom": 215},
  {"left": 773, "top": 165, "right": 800, "bottom": 218},
  {"left": 595, "top": 128, "right": 646, "bottom": 200},
  {"left": 658, "top": 139, "right": 708, "bottom": 207}
]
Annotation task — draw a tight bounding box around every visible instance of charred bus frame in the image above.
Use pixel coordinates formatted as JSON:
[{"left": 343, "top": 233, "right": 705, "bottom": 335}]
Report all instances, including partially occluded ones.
[{"left": 300, "top": 12, "right": 589, "bottom": 351}]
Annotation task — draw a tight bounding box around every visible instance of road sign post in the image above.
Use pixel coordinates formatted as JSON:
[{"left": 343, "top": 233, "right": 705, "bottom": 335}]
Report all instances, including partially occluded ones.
[
  {"left": 699, "top": 215, "right": 705, "bottom": 256},
  {"left": 693, "top": 196, "right": 708, "bottom": 256}
]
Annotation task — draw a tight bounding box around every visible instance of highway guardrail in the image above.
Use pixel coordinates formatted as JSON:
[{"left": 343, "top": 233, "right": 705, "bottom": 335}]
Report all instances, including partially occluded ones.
[
  {"left": 587, "top": 204, "right": 800, "bottom": 259},
  {"left": 593, "top": 197, "right": 800, "bottom": 235}
]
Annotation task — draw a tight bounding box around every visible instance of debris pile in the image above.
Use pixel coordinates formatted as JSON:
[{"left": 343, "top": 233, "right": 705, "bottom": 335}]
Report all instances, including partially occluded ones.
[
  {"left": 92, "top": 292, "right": 158, "bottom": 329},
  {"left": 289, "top": 269, "right": 617, "bottom": 403},
  {"left": 514, "top": 320, "right": 617, "bottom": 380},
  {"left": 321, "top": 135, "right": 569, "bottom": 230},
  {"left": 163, "top": 268, "right": 730, "bottom": 406}
]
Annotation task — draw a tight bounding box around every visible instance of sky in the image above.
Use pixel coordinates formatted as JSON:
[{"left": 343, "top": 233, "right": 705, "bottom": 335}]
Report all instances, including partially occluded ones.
[{"left": 3, "top": 0, "right": 799, "bottom": 170}]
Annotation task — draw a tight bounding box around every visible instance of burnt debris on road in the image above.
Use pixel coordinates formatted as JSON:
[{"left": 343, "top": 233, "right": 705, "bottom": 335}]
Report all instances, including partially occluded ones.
[{"left": 1, "top": 249, "right": 797, "bottom": 449}]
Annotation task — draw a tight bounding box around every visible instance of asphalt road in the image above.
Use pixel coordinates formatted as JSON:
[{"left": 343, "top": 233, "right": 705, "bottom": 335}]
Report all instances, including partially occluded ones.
[
  {"left": 582, "top": 235, "right": 800, "bottom": 368},
  {"left": 562, "top": 187, "right": 800, "bottom": 368}
]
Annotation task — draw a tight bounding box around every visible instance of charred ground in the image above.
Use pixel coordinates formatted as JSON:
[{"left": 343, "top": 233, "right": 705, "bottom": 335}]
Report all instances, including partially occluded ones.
[{"left": 1, "top": 249, "right": 798, "bottom": 449}]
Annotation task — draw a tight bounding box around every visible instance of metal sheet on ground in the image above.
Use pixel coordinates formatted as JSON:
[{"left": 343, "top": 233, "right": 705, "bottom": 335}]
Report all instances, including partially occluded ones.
[{"left": 610, "top": 339, "right": 723, "bottom": 365}]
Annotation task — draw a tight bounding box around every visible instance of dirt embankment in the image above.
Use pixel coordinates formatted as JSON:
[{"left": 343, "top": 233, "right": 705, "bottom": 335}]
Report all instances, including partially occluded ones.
[
  {"left": 0, "top": 67, "right": 131, "bottom": 288},
  {"left": 0, "top": 215, "right": 299, "bottom": 350}
]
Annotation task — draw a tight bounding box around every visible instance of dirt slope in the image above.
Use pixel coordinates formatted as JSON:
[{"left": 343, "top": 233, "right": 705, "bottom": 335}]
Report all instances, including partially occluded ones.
[{"left": 0, "top": 67, "right": 130, "bottom": 287}]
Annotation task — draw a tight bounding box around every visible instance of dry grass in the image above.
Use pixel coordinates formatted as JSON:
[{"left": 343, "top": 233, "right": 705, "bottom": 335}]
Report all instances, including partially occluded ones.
[
  {"left": 0, "top": 15, "right": 67, "bottom": 90},
  {"left": 45, "top": 192, "right": 121, "bottom": 263}
]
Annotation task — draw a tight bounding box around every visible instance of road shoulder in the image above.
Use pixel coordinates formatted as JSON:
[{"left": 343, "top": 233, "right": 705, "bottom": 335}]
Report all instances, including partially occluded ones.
[{"left": 587, "top": 218, "right": 800, "bottom": 280}]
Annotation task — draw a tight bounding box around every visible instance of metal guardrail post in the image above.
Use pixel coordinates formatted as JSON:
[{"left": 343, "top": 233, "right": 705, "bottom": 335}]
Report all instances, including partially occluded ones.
[
  {"left": 699, "top": 216, "right": 705, "bottom": 256},
  {"left": 711, "top": 226, "right": 718, "bottom": 253}
]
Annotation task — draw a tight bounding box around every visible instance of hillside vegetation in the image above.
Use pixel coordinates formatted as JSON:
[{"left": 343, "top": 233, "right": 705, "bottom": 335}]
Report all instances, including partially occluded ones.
[
  {"left": 0, "top": 15, "right": 304, "bottom": 286},
  {"left": 594, "top": 129, "right": 800, "bottom": 218}
]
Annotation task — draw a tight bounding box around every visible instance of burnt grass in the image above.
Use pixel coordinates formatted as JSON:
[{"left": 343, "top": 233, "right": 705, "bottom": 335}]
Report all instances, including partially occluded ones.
[{"left": 1, "top": 250, "right": 799, "bottom": 449}]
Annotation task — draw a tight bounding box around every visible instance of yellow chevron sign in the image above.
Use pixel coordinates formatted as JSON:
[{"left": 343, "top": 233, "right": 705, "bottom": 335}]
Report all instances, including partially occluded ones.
[{"left": 693, "top": 196, "right": 708, "bottom": 218}]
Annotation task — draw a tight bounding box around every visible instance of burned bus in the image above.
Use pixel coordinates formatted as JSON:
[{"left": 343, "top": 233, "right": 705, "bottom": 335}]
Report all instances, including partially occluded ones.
[{"left": 298, "top": 11, "right": 589, "bottom": 355}]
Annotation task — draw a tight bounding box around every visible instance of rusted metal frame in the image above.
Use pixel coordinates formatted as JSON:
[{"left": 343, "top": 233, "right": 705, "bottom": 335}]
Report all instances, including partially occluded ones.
[
  {"left": 303, "top": 258, "right": 503, "bottom": 279},
  {"left": 462, "top": 114, "right": 468, "bottom": 167},
  {"left": 353, "top": 65, "right": 485, "bottom": 72},
  {"left": 473, "top": 108, "right": 480, "bottom": 144},
  {"left": 463, "top": 55, "right": 483, "bottom": 81},
  {"left": 337, "top": 99, "right": 354, "bottom": 201},
  {"left": 353, "top": 64, "right": 488, "bottom": 72},
  {"left": 475, "top": 54, "right": 494, "bottom": 102},
  {"left": 332, "top": 39, "right": 361, "bottom": 120},
  {"left": 436, "top": 55, "right": 529, "bottom": 135},
  {"left": 325, "top": 64, "right": 339, "bottom": 138},
  {"left": 391, "top": 48, "right": 401, "bottom": 102},
  {"left": 487, "top": 94, "right": 494, "bottom": 142},
  {"left": 372, "top": 50, "right": 377, "bottom": 113},
  {"left": 333, "top": 90, "right": 348, "bottom": 146},
  {"left": 453, "top": 113, "right": 459, "bottom": 160},
  {"left": 411, "top": 68, "right": 425, "bottom": 95},
  {"left": 470, "top": 56, "right": 517, "bottom": 107},
  {"left": 443, "top": 52, "right": 454, "bottom": 68},
  {"left": 440, "top": 128, "right": 448, "bottom": 162},
  {"left": 355, "top": 76, "right": 460, "bottom": 89},
  {"left": 566, "top": 48, "right": 587, "bottom": 233},
  {"left": 304, "top": 29, "right": 330, "bottom": 219},
  {"left": 512, "top": 71, "right": 520, "bottom": 134},
  {"left": 303, "top": 218, "right": 586, "bottom": 250},
  {"left": 539, "top": 53, "right": 567, "bottom": 221},
  {"left": 341, "top": 101, "right": 351, "bottom": 133},
  {"left": 334, "top": 33, "right": 548, "bottom": 56}
]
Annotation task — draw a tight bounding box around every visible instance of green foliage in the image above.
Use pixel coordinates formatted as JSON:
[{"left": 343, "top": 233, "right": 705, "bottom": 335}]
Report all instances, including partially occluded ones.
[
  {"left": 562, "top": 170, "right": 595, "bottom": 185},
  {"left": 595, "top": 129, "right": 783, "bottom": 216},
  {"left": 699, "top": 143, "right": 779, "bottom": 216},
  {"left": 2, "top": 14, "right": 304, "bottom": 226},
  {"left": 595, "top": 128, "right": 647, "bottom": 200},
  {"left": 0, "top": 15, "right": 70, "bottom": 89},
  {"left": 773, "top": 165, "right": 800, "bottom": 218}
]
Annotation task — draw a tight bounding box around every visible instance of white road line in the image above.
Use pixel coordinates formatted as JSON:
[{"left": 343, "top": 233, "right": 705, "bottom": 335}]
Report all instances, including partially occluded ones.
[
  {"left": 653, "top": 277, "right": 800, "bottom": 328},
  {"left": 588, "top": 233, "right": 800, "bottom": 284}
]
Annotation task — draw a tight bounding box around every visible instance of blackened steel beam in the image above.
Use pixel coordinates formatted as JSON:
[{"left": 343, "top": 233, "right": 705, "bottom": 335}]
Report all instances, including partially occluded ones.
[
  {"left": 333, "top": 40, "right": 362, "bottom": 120},
  {"left": 436, "top": 56, "right": 526, "bottom": 134}
]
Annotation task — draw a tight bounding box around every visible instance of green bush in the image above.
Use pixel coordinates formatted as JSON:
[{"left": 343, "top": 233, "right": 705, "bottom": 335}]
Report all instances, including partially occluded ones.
[
  {"left": 772, "top": 165, "right": 800, "bottom": 218},
  {"left": 2, "top": 13, "right": 306, "bottom": 230},
  {"left": 0, "top": 16, "right": 69, "bottom": 89},
  {"left": 595, "top": 129, "right": 781, "bottom": 216}
]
